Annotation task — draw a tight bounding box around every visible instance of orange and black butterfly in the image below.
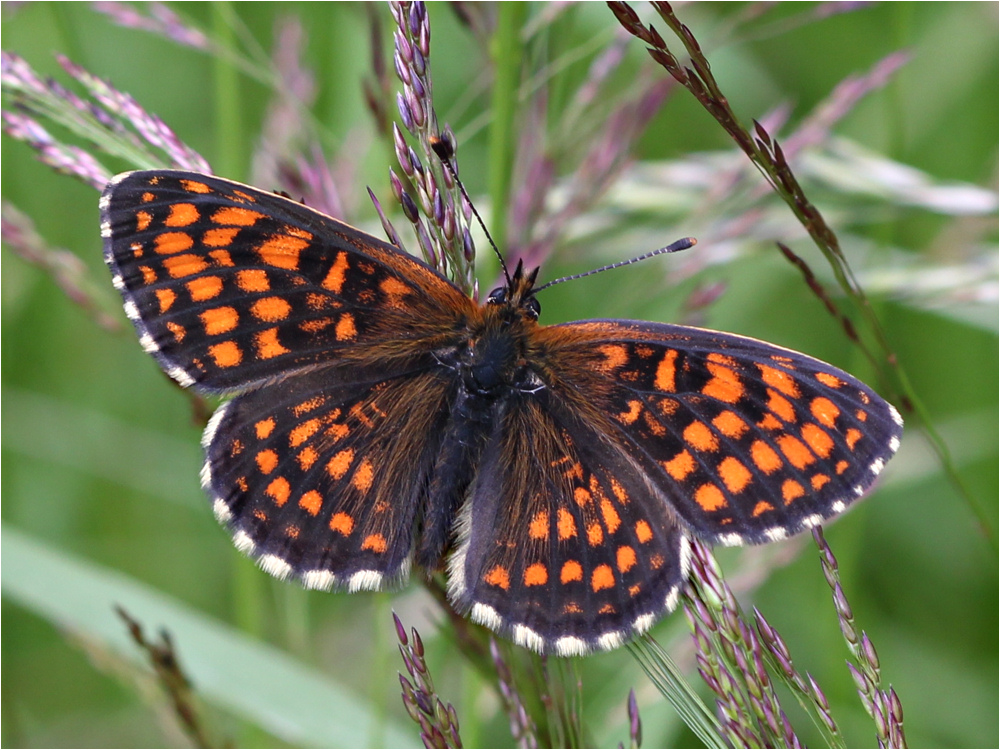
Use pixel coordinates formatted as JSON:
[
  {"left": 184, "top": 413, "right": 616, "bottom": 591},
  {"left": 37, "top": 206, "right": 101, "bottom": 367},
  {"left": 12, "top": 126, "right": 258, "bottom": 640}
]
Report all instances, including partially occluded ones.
[{"left": 101, "top": 170, "right": 902, "bottom": 656}]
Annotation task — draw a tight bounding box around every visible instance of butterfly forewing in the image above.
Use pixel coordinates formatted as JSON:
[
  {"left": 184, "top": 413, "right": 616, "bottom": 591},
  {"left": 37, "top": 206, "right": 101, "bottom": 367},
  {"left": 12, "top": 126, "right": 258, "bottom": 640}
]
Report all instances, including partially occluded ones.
[
  {"left": 100, "top": 170, "right": 473, "bottom": 393},
  {"left": 533, "top": 320, "right": 904, "bottom": 546}
]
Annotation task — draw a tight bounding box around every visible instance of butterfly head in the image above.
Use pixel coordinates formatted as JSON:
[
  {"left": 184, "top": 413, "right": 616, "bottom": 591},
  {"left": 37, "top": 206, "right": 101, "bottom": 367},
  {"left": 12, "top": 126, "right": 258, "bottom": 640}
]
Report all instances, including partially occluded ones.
[{"left": 486, "top": 259, "right": 542, "bottom": 321}]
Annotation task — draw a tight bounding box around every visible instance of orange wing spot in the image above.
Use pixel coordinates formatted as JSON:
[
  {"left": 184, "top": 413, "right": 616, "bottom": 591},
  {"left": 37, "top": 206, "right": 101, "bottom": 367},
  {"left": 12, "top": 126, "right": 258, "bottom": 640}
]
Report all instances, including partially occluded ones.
[
  {"left": 328, "top": 511, "right": 354, "bottom": 534},
  {"left": 135, "top": 210, "right": 152, "bottom": 231},
  {"left": 718, "top": 456, "right": 752, "bottom": 493},
  {"left": 230, "top": 439, "right": 244, "bottom": 456},
  {"left": 560, "top": 560, "right": 583, "bottom": 583},
  {"left": 524, "top": 563, "right": 548, "bottom": 587},
  {"left": 859, "top": 392, "right": 871, "bottom": 405},
  {"left": 750, "top": 440, "right": 782, "bottom": 474},
  {"left": 212, "top": 206, "right": 264, "bottom": 226},
  {"left": 695, "top": 483, "right": 727, "bottom": 511},
  {"left": 810, "top": 397, "right": 840, "bottom": 428},
  {"left": 713, "top": 410, "right": 748, "bottom": 439},
  {"left": 654, "top": 349, "right": 678, "bottom": 392},
  {"left": 484, "top": 565, "right": 511, "bottom": 590},
  {"left": 131, "top": 242, "right": 144, "bottom": 258},
  {"left": 208, "top": 341, "right": 242, "bottom": 367},
  {"left": 289, "top": 418, "right": 320, "bottom": 447},
  {"left": 802, "top": 423, "right": 834, "bottom": 458},
  {"left": 141, "top": 191, "right": 155, "bottom": 202},
  {"left": 598, "top": 603, "right": 616, "bottom": 615},
  {"left": 257, "top": 234, "right": 309, "bottom": 270},
  {"left": 587, "top": 522, "right": 604, "bottom": 546},
  {"left": 650, "top": 554, "right": 665, "bottom": 570},
  {"left": 300, "top": 318, "right": 333, "bottom": 333},
  {"left": 617, "top": 545, "right": 637, "bottom": 573},
  {"left": 165, "top": 322, "right": 185, "bottom": 342},
  {"left": 835, "top": 460, "right": 850, "bottom": 475},
  {"left": 845, "top": 428, "right": 862, "bottom": 450},
  {"left": 353, "top": 459, "right": 374, "bottom": 492},
  {"left": 574, "top": 487, "right": 592, "bottom": 506},
  {"left": 298, "top": 490, "right": 322, "bottom": 516},
  {"left": 209, "top": 249, "right": 234, "bottom": 267},
  {"left": 777, "top": 434, "right": 816, "bottom": 469},
  {"left": 591, "top": 564, "right": 615, "bottom": 592},
  {"left": 253, "top": 509, "right": 267, "bottom": 522},
  {"left": 811, "top": 473, "right": 831, "bottom": 490},
  {"left": 767, "top": 389, "right": 797, "bottom": 422},
  {"left": 855, "top": 409, "right": 868, "bottom": 422},
  {"left": 629, "top": 584, "right": 642, "bottom": 597},
  {"left": 610, "top": 477, "right": 628, "bottom": 503},
  {"left": 327, "top": 448, "right": 354, "bottom": 479},
  {"left": 361, "top": 534, "right": 387, "bottom": 554},
  {"left": 635, "top": 520, "right": 653, "bottom": 543},
  {"left": 815, "top": 372, "right": 844, "bottom": 388},
  {"left": 285, "top": 525, "right": 301, "bottom": 540},
  {"left": 255, "top": 328, "right": 290, "bottom": 359},
  {"left": 782, "top": 479, "right": 805, "bottom": 503},
  {"left": 266, "top": 476, "right": 291, "bottom": 506},
  {"left": 236, "top": 268, "right": 270, "bottom": 292},
  {"left": 335, "top": 313, "right": 358, "bottom": 341},
  {"left": 596, "top": 344, "right": 628, "bottom": 373},
  {"left": 641, "top": 409, "right": 667, "bottom": 437},
  {"left": 251, "top": 296, "right": 292, "bottom": 322},
  {"left": 165, "top": 203, "right": 199, "bottom": 227},
  {"left": 163, "top": 253, "right": 208, "bottom": 278},
  {"left": 379, "top": 276, "right": 411, "bottom": 307},
  {"left": 759, "top": 364, "right": 801, "bottom": 398},
  {"left": 663, "top": 449, "right": 696, "bottom": 481},
  {"left": 155, "top": 288, "right": 176, "bottom": 313},
  {"left": 186, "top": 274, "right": 223, "bottom": 300},
  {"left": 322, "top": 252, "right": 350, "bottom": 293},
  {"left": 563, "top": 601, "right": 583, "bottom": 614},
  {"left": 758, "top": 413, "right": 783, "bottom": 431},
  {"left": 600, "top": 499, "right": 621, "bottom": 533},
  {"left": 154, "top": 231, "right": 194, "bottom": 255},
  {"left": 617, "top": 400, "right": 642, "bottom": 425},
  {"left": 326, "top": 422, "right": 349, "bottom": 441},
  {"left": 236, "top": 476, "right": 248, "bottom": 492},
  {"left": 255, "top": 449, "right": 279, "bottom": 474},
  {"left": 203, "top": 227, "right": 240, "bottom": 247},
  {"left": 200, "top": 306, "right": 238, "bottom": 336},
  {"left": 657, "top": 397, "right": 679, "bottom": 415},
  {"left": 529, "top": 511, "right": 549, "bottom": 540},
  {"left": 292, "top": 396, "right": 326, "bottom": 416},
  {"left": 180, "top": 179, "right": 211, "bottom": 194},
  {"left": 752, "top": 500, "right": 774, "bottom": 517},
  {"left": 138, "top": 264, "right": 156, "bottom": 284},
  {"left": 557, "top": 508, "right": 577, "bottom": 540},
  {"left": 702, "top": 359, "right": 745, "bottom": 404},
  {"left": 255, "top": 418, "right": 275, "bottom": 439},
  {"left": 683, "top": 421, "right": 718, "bottom": 452},
  {"left": 282, "top": 224, "right": 311, "bottom": 240},
  {"left": 297, "top": 447, "right": 318, "bottom": 471}
]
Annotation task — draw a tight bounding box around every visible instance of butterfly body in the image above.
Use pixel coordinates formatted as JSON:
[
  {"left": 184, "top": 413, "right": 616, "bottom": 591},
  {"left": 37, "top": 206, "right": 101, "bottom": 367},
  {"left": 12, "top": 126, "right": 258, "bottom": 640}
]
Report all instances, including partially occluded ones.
[{"left": 101, "top": 170, "right": 902, "bottom": 655}]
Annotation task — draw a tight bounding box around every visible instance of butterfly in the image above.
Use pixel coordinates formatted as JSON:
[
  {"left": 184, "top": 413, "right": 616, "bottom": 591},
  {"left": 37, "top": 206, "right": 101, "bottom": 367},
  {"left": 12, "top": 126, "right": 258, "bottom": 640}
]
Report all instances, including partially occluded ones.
[{"left": 100, "top": 169, "right": 902, "bottom": 656}]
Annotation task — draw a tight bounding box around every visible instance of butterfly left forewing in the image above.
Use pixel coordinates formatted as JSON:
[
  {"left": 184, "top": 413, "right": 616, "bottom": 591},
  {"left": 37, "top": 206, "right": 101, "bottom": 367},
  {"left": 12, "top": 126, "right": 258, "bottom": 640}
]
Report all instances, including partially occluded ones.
[
  {"left": 530, "top": 319, "right": 903, "bottom": 547},
  {"left": 101, "top": 170, "right": 473, "bottom": 393}
]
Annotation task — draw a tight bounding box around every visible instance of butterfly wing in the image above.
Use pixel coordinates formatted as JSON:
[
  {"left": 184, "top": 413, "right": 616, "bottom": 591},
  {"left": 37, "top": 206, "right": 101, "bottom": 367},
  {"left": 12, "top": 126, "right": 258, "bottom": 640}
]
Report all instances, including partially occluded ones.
[
  {"left": 204, "top": 361, "right": 454, "bottom": 590},
  {"left": 101, "top": 170, "right": 475, "bottom": 587},
  {"left": 530, "top": 319, "right": 904, "bottom": 546},
  {"left": 100, "top": 170, "right": 473, "bottom": 393},
  {"left": 447, "top": 389, "right": 690, "bottom": 656}
]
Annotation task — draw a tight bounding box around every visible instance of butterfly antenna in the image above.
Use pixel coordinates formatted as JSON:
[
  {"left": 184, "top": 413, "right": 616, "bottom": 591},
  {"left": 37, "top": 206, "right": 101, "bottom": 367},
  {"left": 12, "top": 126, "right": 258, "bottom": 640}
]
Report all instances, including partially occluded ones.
[
  {"left": 430, "top": 136, "right": 512, "bottom": 286},
  {"left": 533, "top": 237, "right": 698, "bottom": 292}
]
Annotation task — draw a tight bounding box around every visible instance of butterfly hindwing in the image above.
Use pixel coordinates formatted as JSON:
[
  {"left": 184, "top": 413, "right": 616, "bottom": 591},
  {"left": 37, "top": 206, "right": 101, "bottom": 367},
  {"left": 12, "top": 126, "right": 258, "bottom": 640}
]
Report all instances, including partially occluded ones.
[
  {"left": 448, "top": 391, "right": 690, "bottom": 656},
  {"left": 532, "top": 320, "right": 904, "bottom": 546},
  {"left": 100, "top": 170, "right": 473, "bottom": 393},
  {"left": 203, "top": 359, "right": 454, "bottom": 591}
]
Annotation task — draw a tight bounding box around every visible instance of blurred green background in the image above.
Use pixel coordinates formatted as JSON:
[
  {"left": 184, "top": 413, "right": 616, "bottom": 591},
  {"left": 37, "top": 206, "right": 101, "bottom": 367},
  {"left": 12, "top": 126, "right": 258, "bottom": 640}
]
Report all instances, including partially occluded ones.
[{"left": 2, "top": 3, "right": 997, "bottom": 747}]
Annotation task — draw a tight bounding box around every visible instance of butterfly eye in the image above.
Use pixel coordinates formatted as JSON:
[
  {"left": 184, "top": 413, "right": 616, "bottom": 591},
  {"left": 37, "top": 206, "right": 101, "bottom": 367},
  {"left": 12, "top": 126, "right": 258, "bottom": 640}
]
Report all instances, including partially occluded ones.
[
  {"left": 487, "top": 287, "right": 508, "bottom": 305},
  {"left": 524, "top": 296, "right": 541, "bottom": 320}
]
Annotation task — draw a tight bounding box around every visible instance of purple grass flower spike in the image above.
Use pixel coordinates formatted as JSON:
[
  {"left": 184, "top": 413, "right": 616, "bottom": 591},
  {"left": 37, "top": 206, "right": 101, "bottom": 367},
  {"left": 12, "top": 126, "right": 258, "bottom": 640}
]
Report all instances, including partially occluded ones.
[{"left": 92, "top": 2, "right": 210, "bottom": 50}]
